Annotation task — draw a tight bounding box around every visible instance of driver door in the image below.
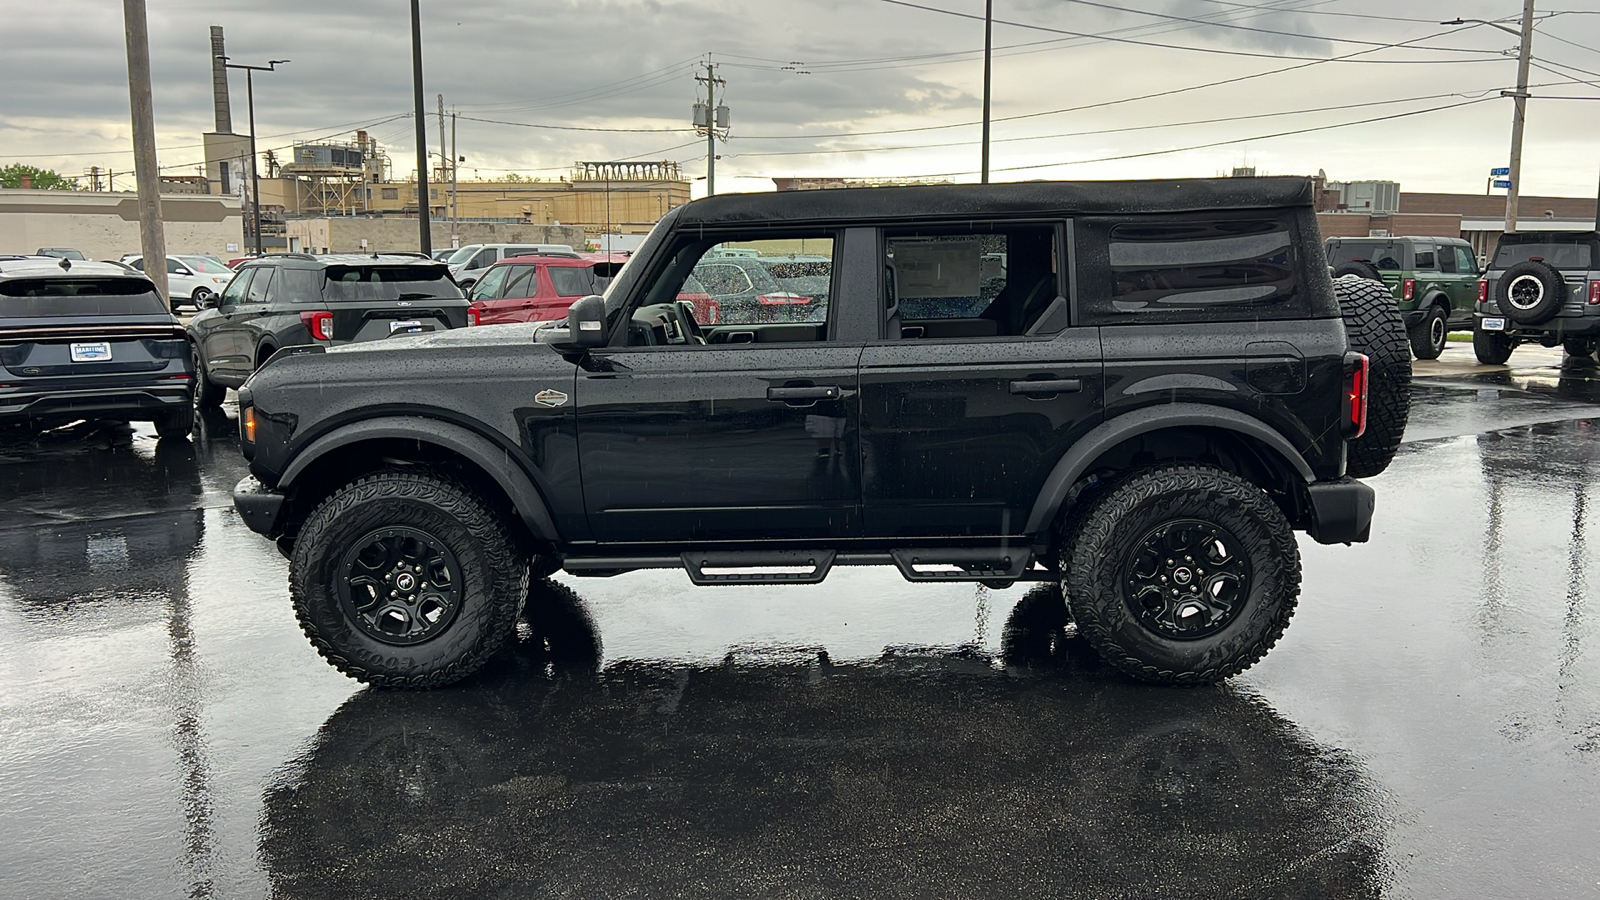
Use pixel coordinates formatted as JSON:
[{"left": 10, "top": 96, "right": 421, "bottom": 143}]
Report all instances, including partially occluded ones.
[{"left": 575, "top": 234, "right": 864, "bottom": 543}]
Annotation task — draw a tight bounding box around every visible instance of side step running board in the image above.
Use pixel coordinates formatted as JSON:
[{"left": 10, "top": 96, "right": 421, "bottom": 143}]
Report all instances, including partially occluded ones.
[
  {"left": 890, "top": 548, "right": 1035, "bottom": 582},
  {"left": 680, "top": 550, "right": 836, "bottom": 585}
]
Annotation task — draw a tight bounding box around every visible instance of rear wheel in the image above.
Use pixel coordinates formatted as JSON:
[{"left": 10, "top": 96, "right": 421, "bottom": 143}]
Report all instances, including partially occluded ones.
[
  {"left": 291, "top": 470, "right": 529, "bottom": 688},
  {"left": 1562, "top": 338, "right": 1596, "bottom": 360},
  {"left": 1473, "top": 325, "right": 1515, "bottom": 365},
  {"left": 1335, "top": 275, "right": 1411, "bottom": 479},
  {"left": 153, "top": 403, "right": 194, "bottom": 439},
  {"left": 1408, "top": 304, "right": 1448, "bottom": 360},
  {"left": 191, "top": 342, "right": 226, "bottom": 408},
  {"left": 1060, "top": 465, "right": 1301, "bottom": 685}
]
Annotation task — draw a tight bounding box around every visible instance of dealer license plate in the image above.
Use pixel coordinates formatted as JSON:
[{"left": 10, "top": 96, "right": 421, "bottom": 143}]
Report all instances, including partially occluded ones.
[
  {"left": 70, "top": 342, "right": 112, "bottom": 362},
  {"left": 1481, "top": 317, "right": 1506, "bottom": 331}
]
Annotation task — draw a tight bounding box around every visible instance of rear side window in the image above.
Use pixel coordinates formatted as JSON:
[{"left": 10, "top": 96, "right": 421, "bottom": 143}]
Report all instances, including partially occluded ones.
[
  {"left": 549, "top": 266, "right": 593, "bottom": 298},
  {"left": 322, "top": 265, "right": 465, "bottom": 302},
  {"left": 0, "top": 278, "right": 167, "bottom": 317},
  {"left": 1082, "top": 214, "right": 1305, "bottom": 324},
  {"left": 1413, "top": 248, "right": 1436, "bottom": 270}
]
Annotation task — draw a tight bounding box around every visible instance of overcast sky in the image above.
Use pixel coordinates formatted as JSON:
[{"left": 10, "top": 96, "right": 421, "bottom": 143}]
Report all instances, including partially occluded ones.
[{"left": 3, "top": 0, "right": 1599, "bottom": 199}]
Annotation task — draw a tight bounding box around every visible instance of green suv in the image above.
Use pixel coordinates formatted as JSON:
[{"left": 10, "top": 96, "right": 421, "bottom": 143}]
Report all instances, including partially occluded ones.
[{"left": 1324, "top": 236, "right": 1480, "bottom": 359}]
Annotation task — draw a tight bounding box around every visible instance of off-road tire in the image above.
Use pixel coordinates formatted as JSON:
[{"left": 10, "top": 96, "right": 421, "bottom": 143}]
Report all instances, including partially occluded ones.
[
  {"left": 1473, "top": 325, "right": 1515, "bottom": 365},
  {"left": 1060, "top": 465, "right": 1301, "bottom": 685},
  {"left": 1563, "top": 338, "right": 1596, "bottom": 360},
  {"left": 1408, "top": 304, "right": 1448, "bottom": 360},
  {"left": 1331, "top": 260, "right": 1382, "bottom": 282},
  {"left": 153, "top": 402, "right": 194, "bottom": 439},
  {"left": 291, "top": 470, "right": 529, "bottom": 688},
  {"left": 191, "top": 342, "right": 225, "bottom": 408},
  {"left": 1335, "top": 274, "right": 1411, "bottom": 478},
  {"left": 1495, "top": 259, "right": 1565, "bottom": 326}
]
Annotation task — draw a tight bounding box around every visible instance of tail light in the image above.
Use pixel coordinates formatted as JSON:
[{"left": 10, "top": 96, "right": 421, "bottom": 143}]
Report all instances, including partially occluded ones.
[
  {"left": 757, "top": 292, "right": 811, "bottom": 305},
  {"left": 299, "top": 310, "right": 333, "bottom": 341},
  {"left": 1589, "top": 281, "right": 1600, "bottom": 305},
  {"left": 1343, "top": 352, "right": 1369, "bottom": 440},
  {"left": 1479, "top": 280, "right": 1489, "bottom": 304},
  {"left": 1402, "top": 279, "right": 1415, "bottom": 301},
  {"left": 467, "top": 307, "right": 482, "bottom": 326}
]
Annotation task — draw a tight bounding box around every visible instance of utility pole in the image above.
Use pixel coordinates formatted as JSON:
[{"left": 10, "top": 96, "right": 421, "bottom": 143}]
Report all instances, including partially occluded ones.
[
  {"left": 450, "top": 110, "right": 459, "bottom": 249},
  {"left": 219, "top": 57, "right": 287, "bottom": 255},
  {"left": 437, "top": 93, "right": 446, "bottom": 185},
  {"left": 981, "top": 0, "right": 992, "bottom": 183},
  {"left": 694, "top": 61, "right": 727, "bottom": 197},
  {"left": 122, "top": 0, "right": 167, "bottom": 301},
  {"left": 1503, "top": 0, "right": 1537, "bottom": 235},
  {"left": 409, "top": 0, "right": 432, "bottom": 255}
]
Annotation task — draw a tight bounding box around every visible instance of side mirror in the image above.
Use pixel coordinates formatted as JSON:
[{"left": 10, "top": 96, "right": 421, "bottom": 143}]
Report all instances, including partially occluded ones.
[
  {"left": 200, "top": 292, "right": 220, "bottom": 309},
  {"left": 567, "top": 294, "right": 608, "bottom": 348},
  {"left": 175, "top": 268, "right": 193, "bottom": 277}
]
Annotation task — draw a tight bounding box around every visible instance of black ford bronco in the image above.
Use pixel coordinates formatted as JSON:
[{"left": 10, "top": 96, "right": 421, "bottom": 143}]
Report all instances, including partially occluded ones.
[{"left": 231, "top": 178, "right": 1409, "bottom": 688}]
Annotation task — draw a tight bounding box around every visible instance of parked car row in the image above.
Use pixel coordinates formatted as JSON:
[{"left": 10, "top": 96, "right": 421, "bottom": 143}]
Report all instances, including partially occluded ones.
[{"left": 1324, "top": 235, "right": 1479, "bottom": 360}]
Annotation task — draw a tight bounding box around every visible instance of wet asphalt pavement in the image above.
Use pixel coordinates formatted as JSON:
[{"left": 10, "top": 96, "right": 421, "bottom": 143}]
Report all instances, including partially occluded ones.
[{"left": 2, "top": 344, "right": 1599, "bottom": 899}]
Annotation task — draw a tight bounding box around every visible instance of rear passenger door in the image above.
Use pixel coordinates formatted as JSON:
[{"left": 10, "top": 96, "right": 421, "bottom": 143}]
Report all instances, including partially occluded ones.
[{"left": 859, "top": 222, "right": 1104, "bottom": 537}]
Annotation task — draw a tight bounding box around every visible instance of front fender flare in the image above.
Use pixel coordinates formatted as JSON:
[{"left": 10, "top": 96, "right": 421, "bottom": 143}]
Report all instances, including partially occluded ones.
[
  {"left": 1024, "top": 404, "right": 1316, "bottom": 534},
  {"left": 278, "top": 415, "right": 560, "bottom": 543}
]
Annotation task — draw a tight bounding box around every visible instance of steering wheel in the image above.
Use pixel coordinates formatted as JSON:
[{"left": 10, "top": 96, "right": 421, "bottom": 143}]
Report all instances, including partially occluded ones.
[{"left": 674, "top": 299, "right": 707, "bottom": 344}]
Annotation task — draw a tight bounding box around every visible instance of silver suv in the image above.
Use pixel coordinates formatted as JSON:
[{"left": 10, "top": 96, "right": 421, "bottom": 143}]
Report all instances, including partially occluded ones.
[{"left": 1475, "top": 231, "right": 1600, "bottom": 364}]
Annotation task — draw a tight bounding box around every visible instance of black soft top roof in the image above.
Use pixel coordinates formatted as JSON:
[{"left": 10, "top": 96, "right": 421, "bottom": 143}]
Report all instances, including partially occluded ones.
[{"left": 673, "top": 176, "right": 1315, "bottom": 227}]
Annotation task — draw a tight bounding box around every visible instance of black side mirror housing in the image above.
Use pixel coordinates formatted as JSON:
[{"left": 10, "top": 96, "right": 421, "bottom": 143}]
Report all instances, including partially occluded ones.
[
  {"left": 200, "top": 292, "right": 220, "bottom": 309},
  {"left": 566, "top": 294, "right": 608, "bottom": 348}
]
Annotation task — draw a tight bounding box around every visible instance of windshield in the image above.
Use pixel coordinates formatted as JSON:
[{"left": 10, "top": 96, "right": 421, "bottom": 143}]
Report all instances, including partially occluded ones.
[
  {"left": 445, "top": 247, "right": 479, "bottom": 266},
  {"left": 1, "top": 277, "right": 167, "bottom": 317},
  {"left": 180, "top": 256, "right": 233, "bottom": 274},
  {"left": 321, "top": 265, "right": 465, "bottom": 302}
]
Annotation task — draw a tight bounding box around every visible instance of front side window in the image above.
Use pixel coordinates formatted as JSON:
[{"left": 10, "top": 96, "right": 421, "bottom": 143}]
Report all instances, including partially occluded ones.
[
  {"left": 622, "top": 236, "right": 836, "bottom": 344},
  {"left": 470, "top": 250, "right": 498, "bottom": 270},
  {"left": 218, "top": 268, "right": 255, "bottom": 306},
  {"left": 1083, "top": 214, "right": 1305, "bottom": 324},
  {"left": 1454, "top": 246, "right": 1478, "bottom": 275},
  {"left": 499, "top": 265, "right": 539, "bottom": 299},
  {"left": 471, "top": 264, "right": 511, "bottom": 300}
]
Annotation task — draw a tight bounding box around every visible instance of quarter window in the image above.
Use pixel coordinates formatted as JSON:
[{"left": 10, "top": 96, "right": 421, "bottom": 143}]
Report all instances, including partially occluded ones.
[
  {"left": 1083, "top": 214, "right": 1304, "bottom": 324},
  {"left": 549, "top": 266, "right": 593, "bottom": 297}
]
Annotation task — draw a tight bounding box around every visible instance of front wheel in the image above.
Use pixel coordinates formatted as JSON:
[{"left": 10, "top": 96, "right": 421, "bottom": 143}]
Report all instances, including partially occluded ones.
[
  {"left": 191, "top": 287, "right": 213, "bottom": 310},
  {"left": 1060, "top": 465, "right": 1301, "bottom": 685},
  {"left": 1408, "top": 304, "right": 1448, "bottom": 360},
  {"left": 291, "top": 470, "right": 529, "bottom": 688},
  {"left": 1473, "top": 325, "right": 1515, "bottom": 365}
]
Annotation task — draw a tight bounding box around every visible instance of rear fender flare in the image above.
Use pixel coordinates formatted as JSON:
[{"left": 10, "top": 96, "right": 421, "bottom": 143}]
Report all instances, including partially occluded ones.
[
  {"left": 1024, "top": 404, "right": 1316, "bottom": 534},
  {"left": 278, "top": 415, "right": 559, "bottom": 543}
]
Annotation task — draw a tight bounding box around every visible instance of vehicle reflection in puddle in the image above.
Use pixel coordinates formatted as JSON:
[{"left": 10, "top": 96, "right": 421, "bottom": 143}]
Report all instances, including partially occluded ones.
[{"left": 258, "top": 581, "right": 1392, "bottom": 899}]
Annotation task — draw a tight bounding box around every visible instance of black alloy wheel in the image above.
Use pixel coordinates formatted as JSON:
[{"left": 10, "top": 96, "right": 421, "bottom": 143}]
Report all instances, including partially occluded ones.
[
  {"left": 1060, "top": 465, "right": 1301, "bottom": 685},
  {"left": 291, "top": 470, "right": 529, "bottom": 688},
  {"left": 337, "top": 526, "right": 464, "bottom": 645},
  {"left": 1123, "top": 519, "right": 1252, "bottom": 641}
]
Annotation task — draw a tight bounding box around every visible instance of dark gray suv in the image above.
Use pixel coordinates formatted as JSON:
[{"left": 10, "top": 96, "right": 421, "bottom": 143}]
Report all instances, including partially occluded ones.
[
  {"left": 186, "top": 254, "right": 471, "bottom": 407},
  {"left": 1475, "top": 231, "right": 1600, "bottom": 364},
  {"left": 0, "top": 258, "right": 193, "bottom": 437}
]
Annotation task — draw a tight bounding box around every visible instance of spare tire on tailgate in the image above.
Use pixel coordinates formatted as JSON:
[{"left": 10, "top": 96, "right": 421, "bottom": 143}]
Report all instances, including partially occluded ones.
[
  {"left": 1335, "top": 274, "right": 1411, "bottom": 478},
  {"left": 1495, "top": 259, "right": 1565, "bottom": 325}
]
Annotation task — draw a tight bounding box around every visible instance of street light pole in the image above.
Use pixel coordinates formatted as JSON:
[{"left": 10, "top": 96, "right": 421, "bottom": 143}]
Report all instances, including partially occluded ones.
[
  {"left": 218, "top": 57, "right": 287, "bottom": 256},
  {"left": 981, "top": 0, "right": 992, "bottom": 184},
  {"left": 410, "top": 0, "right": 432, "bottom": 255}
]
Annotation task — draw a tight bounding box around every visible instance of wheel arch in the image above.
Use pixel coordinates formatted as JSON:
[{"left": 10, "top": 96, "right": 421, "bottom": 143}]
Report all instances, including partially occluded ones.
[
  {"left": 276, "top": 416, "right": 560, "bottom": 548},
  {"left": 1025, "top": 404, "right": 1315, "bottom": 534},
  {"left": 255, "top": 338, "right": 280, "bottom": 370}
]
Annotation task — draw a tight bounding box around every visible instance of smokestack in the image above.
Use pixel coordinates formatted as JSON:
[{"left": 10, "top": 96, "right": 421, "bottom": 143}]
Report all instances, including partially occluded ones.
[{"left": 209, "top": 25, "right": 232, "bottom": 133}]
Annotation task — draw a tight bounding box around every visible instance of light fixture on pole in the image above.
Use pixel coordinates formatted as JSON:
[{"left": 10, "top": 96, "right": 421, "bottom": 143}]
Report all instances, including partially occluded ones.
[
  {"left": 217, "top": 56, "right": 288, "bottom": 255},
  {"left": 1443, "top": 5, "right": 1537, "bottom": 234}
]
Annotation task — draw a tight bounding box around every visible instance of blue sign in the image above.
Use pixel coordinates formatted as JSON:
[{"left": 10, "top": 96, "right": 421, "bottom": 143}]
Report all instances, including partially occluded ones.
[
  {"left": 1494, "top": 179, "right": 1513, "bottom": 189},
  {"left": 1490, "top": 167, "right": 1511, "bottom": 176}
]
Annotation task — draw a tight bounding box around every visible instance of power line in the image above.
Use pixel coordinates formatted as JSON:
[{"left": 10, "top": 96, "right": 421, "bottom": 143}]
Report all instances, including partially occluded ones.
[
  {"left": 828, "top": 95, "right": 1501, "bottom": 181},
  {"left": 3, "top": 112, "right": 412, "bottom": 160},
  {"left": 454, "top": 114, "right": 693, "bottom": 134},
  {"left": 875, "top": 0, "right": 1508, "bottom": 64},
  {"left": 721, "top": 83, "right": 1574, "bottom": 159}
]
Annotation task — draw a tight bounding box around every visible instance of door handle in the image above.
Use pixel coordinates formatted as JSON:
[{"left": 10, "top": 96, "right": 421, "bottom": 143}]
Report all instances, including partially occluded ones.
[
  {"left": 1009, "top": 377, "right": 1083, "bottom": 395},
  {"left": 767, "top": 385, "right": 841, "bottom": 402}
]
